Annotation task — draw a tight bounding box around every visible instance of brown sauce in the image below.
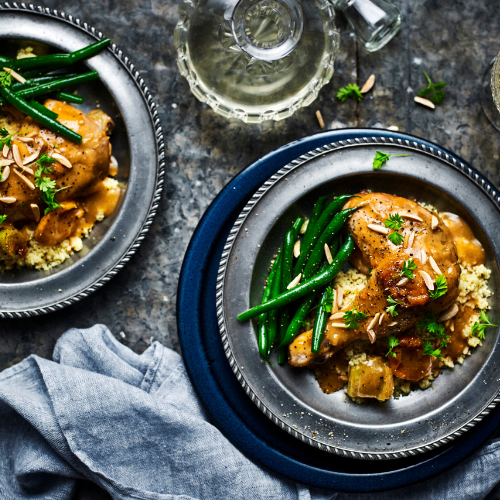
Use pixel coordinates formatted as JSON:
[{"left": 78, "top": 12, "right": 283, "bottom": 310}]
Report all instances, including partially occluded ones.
[
  {"left": 440, "top": 212, "right": 485, "bottom": 266},
  {"left": 441, "top": 305, "right": 475, "bottom": 361},
  {"left": 314, "top": 352, "right": 349, "bottom": 394}
]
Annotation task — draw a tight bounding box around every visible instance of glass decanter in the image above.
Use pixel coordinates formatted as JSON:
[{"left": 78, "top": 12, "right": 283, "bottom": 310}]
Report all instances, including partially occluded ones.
[{"left": 174, "top": 0, "right": 340, "bottom": 123}]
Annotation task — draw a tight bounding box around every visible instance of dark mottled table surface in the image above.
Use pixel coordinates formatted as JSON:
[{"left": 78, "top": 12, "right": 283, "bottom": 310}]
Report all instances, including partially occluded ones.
[{"left": 2, "top": 0, "right": 500, "bottom": 497}]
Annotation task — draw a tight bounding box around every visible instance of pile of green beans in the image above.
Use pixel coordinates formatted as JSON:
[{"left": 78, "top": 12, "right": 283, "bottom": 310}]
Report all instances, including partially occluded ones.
[
  {"left": 0, "top": 39, "right": 110, "bottom": 143},
  {"left": 239, "top": 194, "right": 359, "bottom": 361}
]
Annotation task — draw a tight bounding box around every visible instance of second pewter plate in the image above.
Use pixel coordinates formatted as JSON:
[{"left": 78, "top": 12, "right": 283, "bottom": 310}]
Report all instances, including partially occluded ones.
[
  {"left": 0, "top": 4, "right": 164, "bottom": 317},
  {"left": 218, "top": 136, "right": 500, "bottom": 459}
]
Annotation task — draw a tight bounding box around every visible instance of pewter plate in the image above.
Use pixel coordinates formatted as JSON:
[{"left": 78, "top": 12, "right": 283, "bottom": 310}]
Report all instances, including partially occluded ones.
[
  {"left": 218, "top": 136, "right": 500, "bottom": 459},
  {"left": 0, "top": 4, "right": 164, "bottom": 317}
]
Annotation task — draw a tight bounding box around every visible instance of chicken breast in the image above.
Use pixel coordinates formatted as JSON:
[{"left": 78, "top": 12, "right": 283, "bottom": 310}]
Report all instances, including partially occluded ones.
[{"left": 289, "top": 193, "right": 461, "bottom": 367}]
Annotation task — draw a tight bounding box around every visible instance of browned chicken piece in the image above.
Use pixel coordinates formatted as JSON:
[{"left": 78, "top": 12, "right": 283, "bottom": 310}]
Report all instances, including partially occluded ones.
[
  {"left": 289, "top": 192, "right": 461, "bottom": 367},
  {"left": 0, "top": 100, "right": 116, "bottom": 248}
]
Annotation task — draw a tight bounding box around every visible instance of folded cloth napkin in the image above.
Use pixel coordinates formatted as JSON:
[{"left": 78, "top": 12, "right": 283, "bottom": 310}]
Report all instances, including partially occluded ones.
[{"left": 0, "top": 325, "right": 499, "bottom": 500}]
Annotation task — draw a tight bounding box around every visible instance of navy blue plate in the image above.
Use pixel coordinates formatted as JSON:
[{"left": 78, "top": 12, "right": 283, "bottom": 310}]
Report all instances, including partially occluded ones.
[{"left": 177, "top": 129, "right": 500, "bottom": 492}]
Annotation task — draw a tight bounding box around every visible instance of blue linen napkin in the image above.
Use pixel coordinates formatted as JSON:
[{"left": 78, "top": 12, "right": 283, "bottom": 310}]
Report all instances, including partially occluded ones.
[{"left": 0, "top": 324, "right": 498, "bottom": 500}]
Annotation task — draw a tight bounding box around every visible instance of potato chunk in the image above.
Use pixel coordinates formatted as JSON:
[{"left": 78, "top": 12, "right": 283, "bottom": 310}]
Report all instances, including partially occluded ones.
[{"left": 346, "top": 356, "right": 394, "bottom": 401}]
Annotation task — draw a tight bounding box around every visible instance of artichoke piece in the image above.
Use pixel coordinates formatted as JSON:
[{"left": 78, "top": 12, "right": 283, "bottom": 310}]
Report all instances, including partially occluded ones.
[
  {"left": 0, "top": 228, "right": 28, "bottom": 258},
  {"left": 346, "top": 356, "right": 394, "bottom": 401}
]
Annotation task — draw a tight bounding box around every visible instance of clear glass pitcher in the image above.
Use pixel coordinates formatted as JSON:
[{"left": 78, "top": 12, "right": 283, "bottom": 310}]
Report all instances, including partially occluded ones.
[{"left": 174, "top": 0, "right": 340, "bottom": 123}]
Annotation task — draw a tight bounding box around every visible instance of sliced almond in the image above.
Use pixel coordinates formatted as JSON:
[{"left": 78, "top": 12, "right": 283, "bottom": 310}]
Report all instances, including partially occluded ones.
[
  {"left": 403, "top": 230, "right": 410, "bottom": 248},
  {"left": 438, "top": 303, "right": 459, "bottom": 322},
  {"left": 0, "top": 196, "right": 16, "bottom": 204},
  {"left": 360, "top": 74, "right": 376, "bottom": 93},
  {"left": 450, "top": 320, "right": 455, "bottom": 332},
  {"left": 330, "top": 323, "right": 348, "bottom": 329},
  {"left": 414, "top": 96, "right": 435, "bottom": 109},
  {"left": 419, "top": 270, "right": 434, "bottom": 291},
  {"left": 368, "top": 223, "right": 390, "bottom": 235},
  {"left": 388, "top": 321, "right": 398, "bottom": 327},
  {"left": 431, "top": 215, "right": 439, "bottom": 230},
  {"left": 367, "top": 312, "right": 380, "bottom": 331},
  {"left": 402, "top": 213, "right": 424, "bottom": 222},
  {"left": 2, "top": 144, "right": 8, "bottom": 158},
  {"left": 331, "top": 290, "right": 338, "bottom": 314},
  {"left": 287, "top": 273, "right": 301, "bottom": 290},
  {"left": 23, "top": 151, "right": 39, "bottom": 165},
  {"left": 30, "top": 203, "right": 40, "bottom": 222},
  {"left": 324, "top": 243, "right": 333, "bottom": 264},
  {"left": 1, "top": 166, "right": 10, "bottom": 182},
  {"left": 293, "top": 240, "right": 300, "bottom": 258},
  {"left": 315, "top": 110, "right": 325, "bottom": 129},
  {"left": 329, "top": 311, "right": 344, "bottom": 320},
  {"left": 12, "top": 144, "right": 23, "bottom": 168},
  {"left": 0, "top": 159, "right": 13, "bottom": 167},
  {"left": 397, "top": 277, "right": 409, "bottom": 286},
  {"left": 3, "top": 67, "right": 26, "bottom": 84},
  {"left": 52, "top": 152, "right": 72, "bottom": 169},
  {"left": 407, "top": 230, "right": 415, "bottom": 248},
  {"left": 16, "top": 136, "right": 34, "bottom": 144},
  {"left": 379, "top": 312, "right": 385, "bottom": 325},
  {"left": 420, "top": 249, "right": 427, "bottom": 265},
  {"left": 367, "top": 328, "right": 376, "bottom": 344},
  {"left": 13, "top": 169, "right": 35, "bottom": 190},
  {"left": 336, "top": 285, "right": 344, "bottom": 308},
  {"left": 428, "top": 255, "right": 442, "bottom": 275}
]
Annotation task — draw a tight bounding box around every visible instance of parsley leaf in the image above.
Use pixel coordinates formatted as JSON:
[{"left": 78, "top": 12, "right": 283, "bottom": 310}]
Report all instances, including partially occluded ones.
[
  {"left": 372, "top": 151, "right": 410, "bottom": 170},
  {"left": 0, "top": 128, "right": 16, "bottom": 150},
  {"left": 397, "top": 258, "right": 417, "bottom": 280},
  {"left": 384, "top": 213, "right": 403, "bottom": 230},
  {"left": 337, "top": 84, "right": 363, "bottom": 102},
  {"left": 388, "top": 231, "right": 405, "bottom": 245},
  {"left": 429, "top": 275, "right": 448, "bottom": 300},
  {"left": 417, "top": 313, "right": 450, "bottom": 347},
  {"left": 0, "top": 70, "right": 12, "bottom": 87},
  {"left": 343, "top": 307, "right": 369, "bottom": 329},
  {"left": 418, "top": 72, "right": 446, "bottom": 105},
  {"left": 422, "top": 340, "right": 443, "bottom": 358},
  {"left": 472, "top": 311, "right": 498, "bottom": 340},
  {"left": 386, "top": 335, "right": 399, "bottom": 357},
  {"left": 0, "top": 214, "right": 7, "bottom": 225},
  {"left": 36, "top": 154, "right": 57, "bottom": 172},
  {"left": 33, "top": 154, "right": 71, "bottom": 214},
  {"left": 386, "top": 295, "right": 402, "bottom": 317},
  {"left": 320, "top": 287, "right": 335, "bottom": 313}
]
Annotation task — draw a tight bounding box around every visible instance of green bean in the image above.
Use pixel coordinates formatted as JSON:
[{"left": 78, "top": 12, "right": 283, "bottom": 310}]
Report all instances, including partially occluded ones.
[
  {"left": 294, "top": 194, "right": 356, "bottom": 276},
  {"left": 14, "top": 72, "right": 98, "bottom": 99},
  {"left": 4, "top": 39, "right": 110, "bottom": 72},
  {"left": 257, "top": 253, "right": 281, "bottom": 359},
  {"left": 0, "top": 87, "right": 82, "bottom": 143},
  {"left": 300, "top": 195, "right": 328, "bottom": 255},
  {"left": 12, "top": 74, "right": 79, "bottom": 90},
  {"left": 311, "top": 285, "right": 331, "bottom": 353},
  {"left": 28, "top": 100, "right": 58, "bottom": 120},
  {"left": 277, "top": 217, "right": 305, "bottom": 363},
  {"left": 267, "top": 254, "right": 282, "bottom": 355},
  {"left": 303, "top": 207, "right": 358, "bottom": 280},
  {"left": 51, "top": 92, "right": 84, "bottom": 104},
  {"left": 238, "top": 234, "right": 355, "bottom": 322}
]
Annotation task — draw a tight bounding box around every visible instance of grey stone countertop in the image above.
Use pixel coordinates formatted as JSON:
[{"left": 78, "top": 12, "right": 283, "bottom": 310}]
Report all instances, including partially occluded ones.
[{"left": 1, "top": 1, "right": 500, "bottom": 373}]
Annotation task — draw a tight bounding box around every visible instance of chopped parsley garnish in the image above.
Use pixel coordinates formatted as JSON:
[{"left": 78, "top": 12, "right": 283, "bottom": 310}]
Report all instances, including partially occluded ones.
[
  {"left": 386, "top": 295, "right": 403, "bottom": 317},
  {"left": 0, "top": 215, "right": 7, "bottom": 225},
  {"left": 337, "top": 83, "right": 363, "bottom": 102},
  {"left": 386, "top": 336, "right": 399, "bottom": 358},
  {"left": 397, "top": 259, "right": 417, "bottom": 280},
  {"left": 372, "top": 151, "right": 410, "bottom": 170},
  {"left": 417, "top": 313, "right": 449, "bottom": 347},
  {"left": 343, "top": 307, "right": 369, "bottom": 329},
  {"left": 384, "top": 213, "right": 403, "bottom": 230},
  {"left": 429, "top": 275, "right": 448, "bottom": 300},
  {"left": 0, "top": 128, "right": 16, "bottom": 149},
  {"left": 320, "top": 287, "right": 335, "bottom": 313},
  {"left": 418, "top": 72, "right": 446, "bottom": 105},
  {"left": 423, "top": 340, "right": 443, "bottom": 358},
  {"left": 472, "top": 311, "right": 498, "bottom": 340},
  {"left": 388, "top": 231, "right": 405, "bottom": 245},
  {"left": 33, "top": 154, "right": 71, "bottom": 214},
  {"left": 0, "top": 71, "right": 12, "bottom": 87}
]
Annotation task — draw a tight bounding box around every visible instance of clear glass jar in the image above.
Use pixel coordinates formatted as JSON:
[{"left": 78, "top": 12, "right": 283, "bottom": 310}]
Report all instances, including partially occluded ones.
[{"left": 174, "top": 0, "right": 340, "bottom": 123}]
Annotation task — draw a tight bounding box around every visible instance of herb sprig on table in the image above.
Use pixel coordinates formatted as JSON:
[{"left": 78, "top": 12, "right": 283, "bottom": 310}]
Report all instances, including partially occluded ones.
[
  {"left": 418, "top": 72, "right": 446, "bottom": 105},
  {"left": 337, "top": 83, "right": 363, "bottom": 102}
]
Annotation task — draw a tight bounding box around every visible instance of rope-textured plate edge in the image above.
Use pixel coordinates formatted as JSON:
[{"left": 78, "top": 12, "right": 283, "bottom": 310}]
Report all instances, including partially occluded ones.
[
  {"left": 216, "top": 135, "right": 500, "bottom": 460},
  {"left": 0, "top": 2, "right": 165, "bottom": 318}
]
